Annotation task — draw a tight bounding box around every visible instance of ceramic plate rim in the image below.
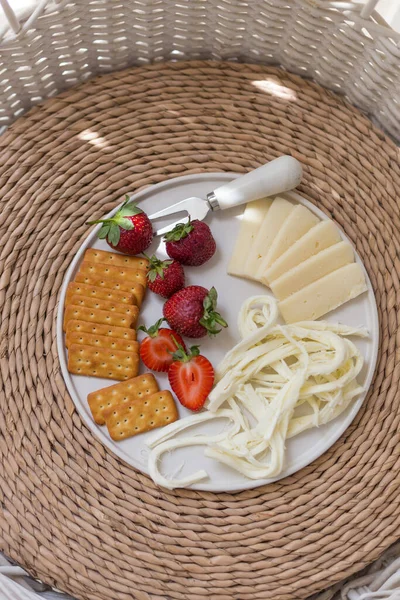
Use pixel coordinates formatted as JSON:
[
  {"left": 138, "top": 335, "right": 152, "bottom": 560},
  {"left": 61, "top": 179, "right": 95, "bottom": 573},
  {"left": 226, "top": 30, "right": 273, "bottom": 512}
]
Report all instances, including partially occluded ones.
[{"left": 56, "top": 173, "right": 380, "bottom": 492}]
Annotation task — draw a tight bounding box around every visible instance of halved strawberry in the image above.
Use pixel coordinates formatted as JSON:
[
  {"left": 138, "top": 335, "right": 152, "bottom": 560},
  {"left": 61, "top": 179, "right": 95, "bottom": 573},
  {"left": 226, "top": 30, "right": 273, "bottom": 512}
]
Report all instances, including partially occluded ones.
[
  {"left": 139, "top": 318, "right": 185, "bottom": 372},
  {"left": 168, "top": 344, "right": 214, "bottom": 411}
]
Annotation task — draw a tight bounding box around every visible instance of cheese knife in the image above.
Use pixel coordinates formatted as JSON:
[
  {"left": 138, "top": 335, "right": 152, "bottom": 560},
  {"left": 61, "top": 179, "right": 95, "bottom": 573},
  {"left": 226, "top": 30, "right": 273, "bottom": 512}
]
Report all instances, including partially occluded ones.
[{"left": 148, "top": 155, "right": 303, "bottom": 237}]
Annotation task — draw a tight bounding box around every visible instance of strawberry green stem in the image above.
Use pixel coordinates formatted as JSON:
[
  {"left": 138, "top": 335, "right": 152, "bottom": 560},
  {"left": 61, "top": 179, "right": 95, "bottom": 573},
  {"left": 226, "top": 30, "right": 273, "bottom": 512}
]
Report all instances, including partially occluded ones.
[
  {"left": 163, "top": 218, "right": 194, "bottom": 242},
  {"left": 199, "top": 287, "right": 228, "bottom": 337},
  {"left": 146, "top": 254, "right": 173, "bottom": 282},
  {"left": 170, "top": 341, "right": 200, "bottom": 362},
  {"left": 87, "top": 195, "right": 142, "bottom": 246},
  {"left": 138, "top": 318, "right": 165, "bottom": 338}
]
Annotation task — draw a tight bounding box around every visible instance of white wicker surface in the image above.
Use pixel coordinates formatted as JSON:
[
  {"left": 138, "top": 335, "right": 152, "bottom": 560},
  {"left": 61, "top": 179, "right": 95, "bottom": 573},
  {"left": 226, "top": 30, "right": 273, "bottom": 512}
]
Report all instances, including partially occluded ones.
[{"left": 0, "top": 0, "right": 399, "bottom": 140}]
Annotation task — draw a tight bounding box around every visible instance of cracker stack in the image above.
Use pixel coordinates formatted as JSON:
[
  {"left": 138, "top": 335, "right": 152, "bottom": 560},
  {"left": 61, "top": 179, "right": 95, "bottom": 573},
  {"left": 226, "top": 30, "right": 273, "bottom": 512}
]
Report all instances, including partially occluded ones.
[
  {"left": 65, "top": 249, "right": 149, "bottom": 381},
  {"left": 88, "top": 374, "right": 179, "bottom": 440}
]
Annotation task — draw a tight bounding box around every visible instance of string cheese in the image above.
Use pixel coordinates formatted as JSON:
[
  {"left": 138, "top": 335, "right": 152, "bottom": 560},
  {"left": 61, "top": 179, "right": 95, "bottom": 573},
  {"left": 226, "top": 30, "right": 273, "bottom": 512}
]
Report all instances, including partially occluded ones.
[{"left": 147, "top": 296, "right": 366, "bottom": 489}]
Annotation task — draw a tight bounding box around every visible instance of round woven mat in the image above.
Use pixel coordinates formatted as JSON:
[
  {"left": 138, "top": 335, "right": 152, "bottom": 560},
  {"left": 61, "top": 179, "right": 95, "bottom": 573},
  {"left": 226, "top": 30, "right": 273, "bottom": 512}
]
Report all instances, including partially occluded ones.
[{"left": 0, "top": 60, "right": 399, "bottom": 600}]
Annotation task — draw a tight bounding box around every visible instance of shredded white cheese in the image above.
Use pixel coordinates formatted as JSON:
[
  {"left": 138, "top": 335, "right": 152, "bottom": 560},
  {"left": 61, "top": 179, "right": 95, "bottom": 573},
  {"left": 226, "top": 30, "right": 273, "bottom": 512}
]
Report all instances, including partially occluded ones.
[{"left": 147, "top": 296, "right": 367, "bottom": 489}]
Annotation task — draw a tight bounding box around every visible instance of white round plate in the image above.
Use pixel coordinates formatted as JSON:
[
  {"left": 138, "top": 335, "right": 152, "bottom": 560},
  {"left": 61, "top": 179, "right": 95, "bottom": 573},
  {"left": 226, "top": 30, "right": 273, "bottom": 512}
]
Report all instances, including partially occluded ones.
[{"left": 57, "top": 173, "right": 379, "bottom": 492}]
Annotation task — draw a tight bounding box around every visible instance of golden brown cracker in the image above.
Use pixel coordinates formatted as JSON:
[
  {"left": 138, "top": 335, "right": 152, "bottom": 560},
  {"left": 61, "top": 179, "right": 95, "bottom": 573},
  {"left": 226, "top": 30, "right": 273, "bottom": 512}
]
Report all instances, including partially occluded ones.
[
  {"left": 68, "top": 344, "right": 139, "bottom": 381},
  {"left": 76, "top": 261, "right": 147, "bottom": 288},
  {"left": 68, "top": 294, "right": 138, "bottom": 320},
  {"left": 71, "top": 276, "right": 145, "bottom": 306},
  {"left": 87, "top": 373, "right": 159, "bottom": 425},
  {"left": 67, "top": 331, "right": 139, "bottom": 354},
  {"left": 65, "top": 320, "right": 136, "bottom": 348},
  {"left": 63, "top": 305, "right": 137, "bottom": 332},
  {"left": 84, "top": 248, "right": 149, "bottom": 272},
  {"left": 66, "top": 282, "right": 136, "bottom": 306},
  {"left": 104, "top": 390, "right": 178, "bottom": 440}
]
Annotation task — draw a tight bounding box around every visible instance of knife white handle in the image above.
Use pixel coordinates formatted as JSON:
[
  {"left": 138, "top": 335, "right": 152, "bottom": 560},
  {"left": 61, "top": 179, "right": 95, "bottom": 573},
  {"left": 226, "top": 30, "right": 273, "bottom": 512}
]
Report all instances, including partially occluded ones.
[{"left": 211, "top": 156, "right": 303, "bottom": 210}]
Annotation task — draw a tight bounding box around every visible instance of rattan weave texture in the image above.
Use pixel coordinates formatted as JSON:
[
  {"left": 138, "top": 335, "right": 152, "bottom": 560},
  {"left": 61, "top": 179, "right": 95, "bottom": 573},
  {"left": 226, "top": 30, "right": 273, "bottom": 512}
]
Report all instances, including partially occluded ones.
[{"left": 0, "top": 61, "right": 399, "bottom": 600}]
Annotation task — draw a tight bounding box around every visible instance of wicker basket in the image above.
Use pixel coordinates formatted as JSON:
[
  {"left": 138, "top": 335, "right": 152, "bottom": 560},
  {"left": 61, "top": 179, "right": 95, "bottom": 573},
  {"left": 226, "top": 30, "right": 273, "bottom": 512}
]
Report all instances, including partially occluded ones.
[
  {"left": 0, "top": 0, "right": 399, "bottom": 140},
  {"left": 1, "top": 3, "right": 400, "bottom": 600}
]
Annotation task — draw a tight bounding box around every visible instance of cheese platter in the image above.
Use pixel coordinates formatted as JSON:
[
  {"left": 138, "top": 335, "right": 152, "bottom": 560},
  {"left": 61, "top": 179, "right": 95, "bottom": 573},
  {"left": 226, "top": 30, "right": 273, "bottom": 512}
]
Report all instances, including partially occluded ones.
[{"left": 57, "top": 167, "right": 379, "bottom": 492}]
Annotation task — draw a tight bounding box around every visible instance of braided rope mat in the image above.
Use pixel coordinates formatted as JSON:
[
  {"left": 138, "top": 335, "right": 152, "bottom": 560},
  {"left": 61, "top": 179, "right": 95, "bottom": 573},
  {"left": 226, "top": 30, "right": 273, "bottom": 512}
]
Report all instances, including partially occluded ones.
[{"left": 0, "top": 61, "right": 399, "bottom": 600}]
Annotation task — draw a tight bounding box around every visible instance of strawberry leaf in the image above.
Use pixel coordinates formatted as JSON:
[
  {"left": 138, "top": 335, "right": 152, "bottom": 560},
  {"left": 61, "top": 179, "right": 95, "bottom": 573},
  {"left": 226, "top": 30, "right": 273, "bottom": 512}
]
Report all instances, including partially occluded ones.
[
  {"left": 203, "top": 286, "right": 217, "bottom": 312},
  {"left": 117, "top": 218, "right": 134, "bottom": 231},
  {"left": 214, "top": 314, "right": 228, "bottom": 327},
  {"left": 170, "top": 342, "right": 200, "bottom": 362},
  {"left": 118, "top": 196, "right": 142, "bottom": 218},
  {"left": 189, "top": 345, "right": 200, "bottom": 357},
  {"left": 107, "top": 223, "right": 121, "bottom": 246},
  {"left": 98, "top": 224, "right": 110, "bottom": 239},
  {"left": 171, "top": 346, "right": 188, "bottom": 362},
  {"left": 147, "top": 269, "right": 159, "bottom": 283},
  {"left": 146, "top": 255, "right": 173, "bottom": 282},
  {"left": 163, "top": 219, "right": 194, "bottom": 242},
  {"left": 199, "top": 287, "right": 228, "bottom": 337},
  {"left": 88, "top": 195, "right": 144, "bottom": 243},
  {"left": 139, "top": 318, "right": 165, "bottom": 338}
]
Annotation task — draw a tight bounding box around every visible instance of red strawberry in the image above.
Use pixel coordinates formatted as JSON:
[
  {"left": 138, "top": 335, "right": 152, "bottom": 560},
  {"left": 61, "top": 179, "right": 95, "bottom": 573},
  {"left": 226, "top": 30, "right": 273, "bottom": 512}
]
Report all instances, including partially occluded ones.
[
  {"left": 139, "top": 318, "right": 185, "bottom": 372},
  {"left": 168, "top": 344, "right": 214, "bottom": 411},
  {"left": 164, "top": 219, "right": 216, "bottom": 266},
  {"left": 146, "top": 255, "right": 185, "bottom": 298},
  {"left": 163, "top": 286, "right": 228, "bottom": 338},
  {"left": 88, "top": 195, "right": 153, "bottom": 255}
]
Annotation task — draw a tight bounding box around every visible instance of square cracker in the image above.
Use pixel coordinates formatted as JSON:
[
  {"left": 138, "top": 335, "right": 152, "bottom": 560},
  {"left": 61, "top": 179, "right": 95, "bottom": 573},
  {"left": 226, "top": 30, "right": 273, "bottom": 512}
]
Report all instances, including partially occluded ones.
[
  {"left": 66, "top": 282, "right": 136, "bottom": 306},
  {"left": 84, "top": 249, "right": 149, "bottom": 272},
  {"left": 67, "top": 295, "right": 139, "bottom": 320},
  {"left": 64, "top": 305, "right": 137, "bottom": 332},
  {"left": 68, "top": 343, "right": 139, "bottom": 381},
  {"left": 67, "top": 331, "right": 139, "bottom": 354},
  {"left": 71, "top": 276, "right": 145, "bottom": 307},
  {"left": 76, "top": 261, "right": 147, "bottom": 288},
  {"left": 104, "top": 390, "right": 178, "bottom": 440},
  {"left": 87, "top": 373, "right": 159, "bottom": 425},
  {"left": 65, "top": 320, "right": 136, "bottom": 348}
]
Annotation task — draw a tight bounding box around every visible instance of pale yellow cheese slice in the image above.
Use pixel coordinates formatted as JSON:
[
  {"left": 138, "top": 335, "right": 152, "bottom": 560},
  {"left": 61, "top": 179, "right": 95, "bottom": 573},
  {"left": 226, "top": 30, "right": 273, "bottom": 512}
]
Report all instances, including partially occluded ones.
[
  {"left": 257, "top": 205, "right": 320, "bottom": 275},
  {"left": 227, "top": 198, "right": 272, "bottom": 277},
  {"left": 244, "top": 197, "right": 294, "bottom": 279},
  {"left": 270, "top": 241, "right": 354, "bottom": 300},
  {"left": 259, "top": 220, "right": 342, "bottom": 285},
  {"left": 278, "top": 263, "right": 367, "bottom": 324}
]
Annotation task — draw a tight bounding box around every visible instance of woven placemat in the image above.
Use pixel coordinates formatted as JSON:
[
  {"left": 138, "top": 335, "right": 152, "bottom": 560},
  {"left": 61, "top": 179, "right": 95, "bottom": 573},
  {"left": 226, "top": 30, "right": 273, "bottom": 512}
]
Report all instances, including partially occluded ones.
[{"left": 0, "top": 60, "right": 399, "bottom": 600}]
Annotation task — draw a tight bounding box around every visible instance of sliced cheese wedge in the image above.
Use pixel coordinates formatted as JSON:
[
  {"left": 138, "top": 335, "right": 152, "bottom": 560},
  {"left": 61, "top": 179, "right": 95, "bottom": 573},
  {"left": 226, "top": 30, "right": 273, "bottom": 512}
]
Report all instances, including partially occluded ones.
[
  {"left": 228, "top": 198, "right": 272, "bottom": 277},
  {"left": 257, "top": 205, "right": 320, "bottom": 275},
  {"left": 244, "top": 197, "right": 294, "bottom": 279},
  {"left": 278, "top": 262, "right": 367, "bottom": 324},
  {"left": 270, "top": 241, "right": 354, "bottom": 300},
  {"left": 259, "top": 220, "right": 342, "bottom": 284}
]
